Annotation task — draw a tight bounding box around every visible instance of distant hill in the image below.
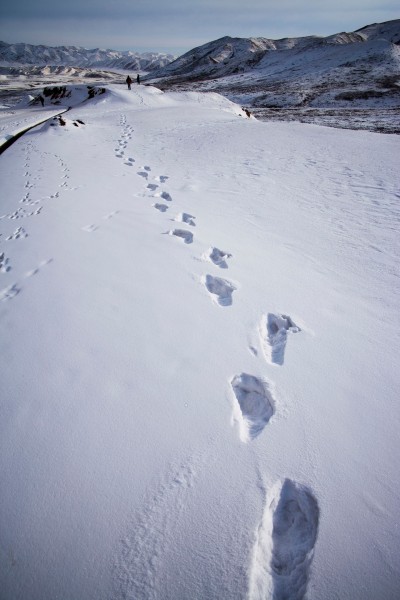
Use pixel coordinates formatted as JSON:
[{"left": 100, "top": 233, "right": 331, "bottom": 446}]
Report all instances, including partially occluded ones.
[
  {"left": 0, "top": 41, "right": 175, "bottom": 72},
  {"left": 144, "top": 19, "right": 400, "bottom": 121}
]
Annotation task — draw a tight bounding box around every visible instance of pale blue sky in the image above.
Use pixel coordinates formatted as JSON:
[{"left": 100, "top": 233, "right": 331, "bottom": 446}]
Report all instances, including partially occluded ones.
[{"left": 0, "top": 0, "right": 398, "bottom": 55}]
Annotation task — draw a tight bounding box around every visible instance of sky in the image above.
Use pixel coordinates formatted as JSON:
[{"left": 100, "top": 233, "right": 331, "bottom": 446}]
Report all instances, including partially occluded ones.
[{"left": 0, "top": 0, "right": 398, "bottom": 55}]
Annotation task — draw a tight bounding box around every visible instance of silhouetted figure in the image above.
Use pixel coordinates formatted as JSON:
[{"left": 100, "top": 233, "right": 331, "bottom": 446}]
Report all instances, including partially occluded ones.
[
  {"left": 39, "top": 95, "right": 44, "bottom": 107},
  {"left": 137, "top": 73, "right": 140, "bottom": 85},
  {"left": 126, "top": 75, "right": 132, "bottom": 90}
]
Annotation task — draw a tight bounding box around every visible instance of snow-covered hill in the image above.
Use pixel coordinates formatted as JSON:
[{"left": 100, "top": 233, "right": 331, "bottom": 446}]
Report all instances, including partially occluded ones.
[
  {"left": 0, "top": 84, "right": 399, "bottom": 600},
  {"left": 145, "top": 19, "right": 400, "bottom": 130},
  {"left": 0, "top": 40, "right": 175, "bottom": 71}
]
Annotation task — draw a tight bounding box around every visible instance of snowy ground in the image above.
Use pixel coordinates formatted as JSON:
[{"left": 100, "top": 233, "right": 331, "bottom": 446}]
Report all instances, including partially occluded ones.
[{"left": 0, "top": 85, "right": 399, "bottom": 600}]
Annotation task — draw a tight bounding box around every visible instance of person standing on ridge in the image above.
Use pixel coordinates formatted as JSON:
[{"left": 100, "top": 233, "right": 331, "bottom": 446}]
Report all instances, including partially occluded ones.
[
  {"left": 137, "top": 73, "right": 140, "bottom": 85},
  {"left": 126, "top": 75, "right": 132, "bottom": 90}
]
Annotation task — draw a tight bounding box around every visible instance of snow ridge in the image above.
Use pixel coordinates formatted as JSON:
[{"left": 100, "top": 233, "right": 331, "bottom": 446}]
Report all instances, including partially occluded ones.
[
  {"left": 0, "top": 40, "right": 175, "bottom": 71},
  {"left": 145, "top": 19, "right": 400, "bottom": 132}
]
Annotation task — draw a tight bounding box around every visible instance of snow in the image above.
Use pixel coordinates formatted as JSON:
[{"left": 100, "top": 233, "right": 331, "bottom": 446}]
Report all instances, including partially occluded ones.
[
  {"left": 0, "top": 84, "right": 399, "bottom": 600},
  {"left": 0, "top": 41, "right": 175, "bottom": 70},
  {"left": 145, "top": 20, "right": 400, "bottom": 133}
]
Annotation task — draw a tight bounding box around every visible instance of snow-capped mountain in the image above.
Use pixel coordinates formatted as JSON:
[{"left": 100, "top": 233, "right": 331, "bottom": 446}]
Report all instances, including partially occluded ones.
[
  {"left": 0, "top": 40, "right": 175, "bottom": 71},
  {"left": 147, "top": 20, "right": 400, "bottom": 81},
  {"left": 144, "top": 19, "right": 400, "bottom": 125}
]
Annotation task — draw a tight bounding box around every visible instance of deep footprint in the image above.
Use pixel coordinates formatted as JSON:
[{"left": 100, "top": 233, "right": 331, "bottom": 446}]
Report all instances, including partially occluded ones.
[
  {"left": 169, "top": 229, "right": 193, "bottom": 244},
  {"left": 249, "top": 479, "right": 319, "bottom": 600},
  {"left": 205, "top": 246, "right": 231, "bottom": 268},
  {"left": 154, "top": 203, "right": 168, "bottom": 212},
  {"left": 204, "top": 274, "right": 235, "bottom": 307},
  {"left": 259, "top": 313, "right": 300, "bottom": 365},
  {"left": 230, "top": 373, "right": 274, "bottom": 442},
  {"left": 175, "top": 212, "right": 196, "bottom": 226}
]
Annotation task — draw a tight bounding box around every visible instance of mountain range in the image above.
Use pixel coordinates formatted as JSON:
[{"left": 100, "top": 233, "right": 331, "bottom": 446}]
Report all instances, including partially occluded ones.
[
  {"left": 144, "top": 19, "right": 400, "bottom": 128},
  {"left": 1, "top": 19, "right": 399, "bottom": 132},
  {"left": 0, "top": 40, "right": 175, "bottom": 72}
]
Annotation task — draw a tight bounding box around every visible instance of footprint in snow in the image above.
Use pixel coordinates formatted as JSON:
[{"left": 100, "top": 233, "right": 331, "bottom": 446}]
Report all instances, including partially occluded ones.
[
  {"left": 153, "top": 203, "right": 168, "bottom": 212},
  {"left": 137, "top": 171, "right": 148, "bottom": 179},
  {"left": 0, "top": 283, "right": 20, "bottom": 301},
  {"left": 160, "top": 191, "right": 172, "bottom": 202},
  {"left": 20, "top": 192, "right": 30, "bottom": 203},
  {"left": 174, "top": 212, "right": 196, "bottom": 226},
  {"left": 203, "top": 274, "right": 235, "bottom": 307},
  {"left": 155, "top": 175, "right": 169, "bottom": 183},
  {"left": 204, "top": 246, "right": 231, "bottom": 269},
  {"left": 259, "top": 313, "right": 300, "bottom": 366},
  {"left": 168, "top": 229, "right": 193, "bottom": 244},
  {"left": 147, "top": 183, "right": 159, "bottom": 191},
  {"left": 249, "top": 479, "right": 319, "bottom": 600},
  {"left": 0, "top": 253, "right": 11, "bottom": 273},
  {"left": 82, "top": 224, "right": 98, "bottom": 233},
  {"left": 230, "top": 373, "right": 275, "bottom": 442},
  {"left": 25, "top": 258, "right": 53, "bottom": 278},
  {"left": 6, "top": 227, "right": 28, "bottom": 241},
  {"left": 103, "top": 211, "right": 119, "bottom": 220}
]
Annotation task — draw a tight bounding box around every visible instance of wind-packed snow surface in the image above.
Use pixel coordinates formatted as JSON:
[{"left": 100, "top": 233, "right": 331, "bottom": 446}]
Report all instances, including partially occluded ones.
[{"left": 0, "top": 85, "right": 399, "bottom": 600}]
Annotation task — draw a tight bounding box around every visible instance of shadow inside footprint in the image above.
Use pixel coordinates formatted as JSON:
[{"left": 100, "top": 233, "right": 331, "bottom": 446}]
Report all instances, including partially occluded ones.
[
  {"left": 249, "top": 479, "right": 319, "bottom": 600},
  {"left": 231, "top": 373, "right": 274, "bottom": 442},
  {"left": 175, "top": 212, "right": 196, "bottom": 226},
  {"left": 204, "top": 274, "right": 235, "bottom": 307},
  {"left": 207, "top": 247, "right": 231, "bottom": 268},
  {"left": 260, "top": 313, "right": 300, "bottom": 365},
  {"left": 154, "top": 203, "right": 168, "bottom": 212},
  {"left": 0, "top": 253, "right": 11, "bottom": 273},
  {"left": 169, "top": 229, "right": 193, "bottom": 244},
  {"left": 271, "top": 480, "right": 319, "bottom": 600}
]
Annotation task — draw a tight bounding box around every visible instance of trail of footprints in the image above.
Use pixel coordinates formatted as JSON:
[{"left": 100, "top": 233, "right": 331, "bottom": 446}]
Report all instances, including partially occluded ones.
[
  {"left": 125, "top": 112, "right": 318, "bottom": 599},
  {"left": 114, "top": 114, "right": 135, "bottom": 165},
  {"left": 1, "top": 114, "right": 318, "bottom": 597},
  {"left": 0, "top": 142, "right": 73, "bottom": 300}
]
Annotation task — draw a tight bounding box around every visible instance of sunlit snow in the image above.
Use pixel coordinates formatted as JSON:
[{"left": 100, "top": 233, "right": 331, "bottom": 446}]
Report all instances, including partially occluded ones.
[{"left": 0, "top": 84, "right": 399, "bottom": 600}]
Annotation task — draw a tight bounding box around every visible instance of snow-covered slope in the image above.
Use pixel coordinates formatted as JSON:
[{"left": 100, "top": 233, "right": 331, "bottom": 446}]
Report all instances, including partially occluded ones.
[
  {"left": 0, "top": 85, "right": 399, "bottom": 600},
  {"left": 148, "top": 19, "right": 400, "bottom": 80},
  {"left": 145, "top": 19, "right": 400, "bottom": 128},
  {"left": 0, "top": 40, "right": 175, "bottom": 71}
]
